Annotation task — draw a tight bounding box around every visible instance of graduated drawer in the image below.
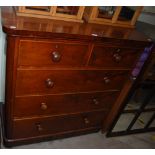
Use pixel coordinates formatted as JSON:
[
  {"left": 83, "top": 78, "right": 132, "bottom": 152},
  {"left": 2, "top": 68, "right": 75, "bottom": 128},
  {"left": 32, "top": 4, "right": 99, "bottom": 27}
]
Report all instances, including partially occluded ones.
[
  {"left": 15, "top": 70, "right": 128, "bottom": 96},
  {"left": 88, "top": 45, "right": 141, "bottom": 69},
  {"left": 18, "top": 40, "right": 89, "bottom": 67},
  {"left": 12, "top": 110, "right": 106, "bottom": 139},
  {"left": 14, "top": 91, "right": 120, "bottom": 118}
]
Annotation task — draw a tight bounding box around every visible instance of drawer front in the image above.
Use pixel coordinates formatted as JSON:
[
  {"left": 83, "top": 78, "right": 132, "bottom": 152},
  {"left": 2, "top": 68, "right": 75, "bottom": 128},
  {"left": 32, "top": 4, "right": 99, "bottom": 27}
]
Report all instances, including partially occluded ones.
[
  {"left": 12, "top": 111, "right": 106, "bottom": 139},
  {"left": 14, "top": 91, "right": 120, "bottom": 118},
  {"left": 89, "top": 46, "right": 141, "bottom": 68},
  {"left": 16, "top": 70, "right": 128, "bottom": 96},
  {"left": 18, "top": 40, "right": 89, "bottom": 67}
]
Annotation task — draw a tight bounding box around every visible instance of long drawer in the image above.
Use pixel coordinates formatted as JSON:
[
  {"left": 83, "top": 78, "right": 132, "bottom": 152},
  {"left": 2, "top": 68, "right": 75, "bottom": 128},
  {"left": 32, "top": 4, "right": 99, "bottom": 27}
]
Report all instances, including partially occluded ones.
[
  {"left": 15, "top": 70, "right": 129, "bottom": 96},
  {"left": 14, "top": 91, "right": 120, "bottom": 118},
  {"left": 18, "top": 40, "right": 89, "bottom": 67},
  {"left": 12, "top": 110, "right": 107, "bottom": 139},
  {"left": 88, "top": 45, "right": 141, "bottom": 69}
]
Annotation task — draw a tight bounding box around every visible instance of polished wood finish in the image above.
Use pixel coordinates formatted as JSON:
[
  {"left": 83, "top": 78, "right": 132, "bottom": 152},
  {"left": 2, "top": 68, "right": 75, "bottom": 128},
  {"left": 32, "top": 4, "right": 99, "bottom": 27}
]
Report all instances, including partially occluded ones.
[
  {"left": 18, "top": 39, "right": 89, "bottom": 67},
  {"left": 1, "top": 7, "right": 152, "bottom": 146},
  {"left": 1, "top": 7, "right": 151, "bottom": 42},
  {"left": 12, "top": 110, "right": 107, "bottom": 139},
  {"left": 14, "top": 91, "right": 120, "bottom": 118},
  {"left": 89, "top": 46, "right": 141, "bottom": 69},
  {"left": 15, "top": 70, "right": 128, "bottom": 96}
]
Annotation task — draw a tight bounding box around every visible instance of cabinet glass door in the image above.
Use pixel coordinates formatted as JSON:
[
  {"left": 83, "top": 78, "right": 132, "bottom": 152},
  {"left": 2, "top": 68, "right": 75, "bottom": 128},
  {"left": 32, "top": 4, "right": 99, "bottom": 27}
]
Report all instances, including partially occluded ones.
[
  {"left": 56, "top": 6, "right": 79, "bottom": 15},
  {"left": 25, "top": 6, "right": 51, "bottom": 12},
  {"left": 97, "top": 6, "right": 116, "bottom": 20},
  {"left": 117, "top": 6, "right": 136, "bottom": 22}
]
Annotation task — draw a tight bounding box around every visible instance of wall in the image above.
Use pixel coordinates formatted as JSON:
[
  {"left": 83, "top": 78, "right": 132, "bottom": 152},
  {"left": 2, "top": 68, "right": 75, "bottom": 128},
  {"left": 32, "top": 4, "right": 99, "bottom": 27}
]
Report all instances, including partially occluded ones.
[
  {"left": 138, "top": 6, "right": 155, "bottom": 25},
  {"left": 0, "top": 9, "right": 6, "bottom": 102}
]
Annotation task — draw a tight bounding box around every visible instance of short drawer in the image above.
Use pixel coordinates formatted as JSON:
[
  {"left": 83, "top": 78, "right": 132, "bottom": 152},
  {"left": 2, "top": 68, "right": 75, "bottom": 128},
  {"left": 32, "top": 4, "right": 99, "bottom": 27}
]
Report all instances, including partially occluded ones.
[
  {"left": 89, "top": 46, "right": 141, "bottom": 68},
  {"left": 14, "top": 91, "right": 120, "bottom": 118},
  {"left": 15, "top": 70, "right": 128, "bottom": 96},
  {"left": 18, "top": 40, "right": 89, "bottom": 67},
  {"left": 12, "top": 111, "right": 106, "bottom": 139}
]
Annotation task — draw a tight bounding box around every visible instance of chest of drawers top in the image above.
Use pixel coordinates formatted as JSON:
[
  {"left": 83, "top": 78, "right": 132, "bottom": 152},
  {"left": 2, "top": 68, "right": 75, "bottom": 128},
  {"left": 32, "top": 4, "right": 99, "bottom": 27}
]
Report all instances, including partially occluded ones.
[{"left": 1, "top": 7, "right": 151, "bottom": 45}]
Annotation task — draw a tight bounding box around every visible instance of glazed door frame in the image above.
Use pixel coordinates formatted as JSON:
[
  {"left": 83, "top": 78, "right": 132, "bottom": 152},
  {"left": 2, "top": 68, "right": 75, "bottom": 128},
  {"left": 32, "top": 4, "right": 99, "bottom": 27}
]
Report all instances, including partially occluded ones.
[{"left": 106, "top": 45, "right": 155, "bottom": 137}]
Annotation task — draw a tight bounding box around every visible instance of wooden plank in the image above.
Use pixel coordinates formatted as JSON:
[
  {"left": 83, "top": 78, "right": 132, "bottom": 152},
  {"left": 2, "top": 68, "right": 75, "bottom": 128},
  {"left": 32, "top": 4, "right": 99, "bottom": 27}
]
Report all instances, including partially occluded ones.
[
  {"left": 131, "top": 6, "right": 143, "bottom": 25},
  {"left": 77, "top": 6, "right": 85, "bottom": 19},
  {"left": 18, "top": 6, "right": 25, "bottom": 13},
  {"left": 112, "top": 6, "right": 122, "bottom": 23},
  {"left": 16, "top": 12, "right": 84, "bottom": 23},
  {"left": 90, "top": 6, "right": 98, "bottom": 20},
  {"left": 18, "top": 6, "right": 52, "bottom": 15},
  {"left": 88, "top": 19, "right": 134, "bottom": 28},
  {"left": 49, "top": 6, "right": 56, "bottom": 15}
]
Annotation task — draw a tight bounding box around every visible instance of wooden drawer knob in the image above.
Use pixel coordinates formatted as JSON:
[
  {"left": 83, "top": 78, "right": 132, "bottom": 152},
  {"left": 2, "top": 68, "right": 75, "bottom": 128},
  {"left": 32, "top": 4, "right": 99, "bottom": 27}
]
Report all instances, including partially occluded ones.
[
  {"left": 36, "top": 124, "right": 43, "bottom": 132},
  {"left": 92, "top": 98, "right": 99, "bottom": 105},
  {"left": 41, "top": 102, "right": 47, "bottom": 110},
  {"left": 45, "top": 78, "right": 54, "bottom": 88},
  {"left": 52, "top": 51, "right": 61, "bottom": 62},
  {"left": 84, "top": 117, "right": 90, "bottom": 124},
  {"left": 103, "top": 77, "right": 110, "bottom": 84},
  {"left": 147, "top": 72, "right": 153, "bottom": 77},
  {"left": 116, "top": 48, "right": 121, "bottom": 53},
  {"left": 113, "top": 53, "right": 122, "bottom": 62},
  {"left": 130, "top": 76, "right": 136, "bottom": 81}
]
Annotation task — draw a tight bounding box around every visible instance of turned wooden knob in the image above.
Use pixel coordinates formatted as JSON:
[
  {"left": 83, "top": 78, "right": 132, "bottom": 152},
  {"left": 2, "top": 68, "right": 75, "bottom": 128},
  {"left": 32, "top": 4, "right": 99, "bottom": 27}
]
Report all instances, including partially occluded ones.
[
  {"left": 41, "top": 102, "right": 47, "bottom": 110},
  {"left": 45, "top": 78, "right": 54, "bottom": 88},
  {"left": 147, "top": 72, "right": 153, "bottom": 77},
  {"left": 130, "top": 76, "right": 137, "bottom": 81},
  {"left": 113, "top": 53, "right": 122, "bottom": 62},
  {"left": 116, "top": 48, "right": 121, "bottom": 53},
  {"left": 92, "top": 98, "right": 99, "bottom": 105},
  {"left": 51, "top": 51, "right": 61, "bottom": 62},
  {"left": 36, "top": 124, "right": 43, "bottom": 131},
  {"left": 104, "top": 77, "right": 110, "bottom": 84},
  {"left": 84, "top": 118, "right": 90, "bottom": 124}
]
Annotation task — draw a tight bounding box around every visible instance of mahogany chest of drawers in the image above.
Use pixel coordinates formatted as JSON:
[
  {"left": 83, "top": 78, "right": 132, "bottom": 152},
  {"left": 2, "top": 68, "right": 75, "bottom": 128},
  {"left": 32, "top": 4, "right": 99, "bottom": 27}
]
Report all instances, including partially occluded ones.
[{"left": 1, "top": 7, "right": 152, "bottom": 146}]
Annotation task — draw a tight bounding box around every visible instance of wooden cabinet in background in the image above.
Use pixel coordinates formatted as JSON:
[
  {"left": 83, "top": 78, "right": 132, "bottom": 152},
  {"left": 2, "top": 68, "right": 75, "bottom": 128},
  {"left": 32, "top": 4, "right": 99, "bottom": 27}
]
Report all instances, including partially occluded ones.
[
  {"left": 83, "top": 6, "right": 143, "bottom": 28},
  {"left": 15, "top": 6, "right": 143, "bottom": 27},
  {"left": 15, "top": 6, "right": 85, "bottom": 23}
]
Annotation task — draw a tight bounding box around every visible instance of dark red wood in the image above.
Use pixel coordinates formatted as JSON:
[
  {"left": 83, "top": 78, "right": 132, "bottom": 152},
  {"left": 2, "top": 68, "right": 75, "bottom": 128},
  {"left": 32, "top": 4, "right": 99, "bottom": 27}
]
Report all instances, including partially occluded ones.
[
  {"left": 1, "top": 6, "right": 152, "bottom": 146},
  {"left": 14, "top": 91, "right": 120, "bottom": 118},
  {"left": 89, "top": 46, "right": 142, "bottom": 69},
  {"left": 15, "top": 70, "right": 128, "bottom": 96},
  {"left": 12, "top": 110, "right": 107, "bottom": 139},
  {"left": 18, "top": 39, "right": 89, "bottom": 67}
]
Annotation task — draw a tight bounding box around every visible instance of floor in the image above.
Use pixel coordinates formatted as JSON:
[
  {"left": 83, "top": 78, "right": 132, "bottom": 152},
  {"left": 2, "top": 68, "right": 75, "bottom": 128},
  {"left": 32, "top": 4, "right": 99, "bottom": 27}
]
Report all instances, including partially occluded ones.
[
  {"left": 136, "top": 21, "right": 155, "bottom": 41},
  {"left": 1, "top": 131, "right": 155, "bottom": 149}
]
